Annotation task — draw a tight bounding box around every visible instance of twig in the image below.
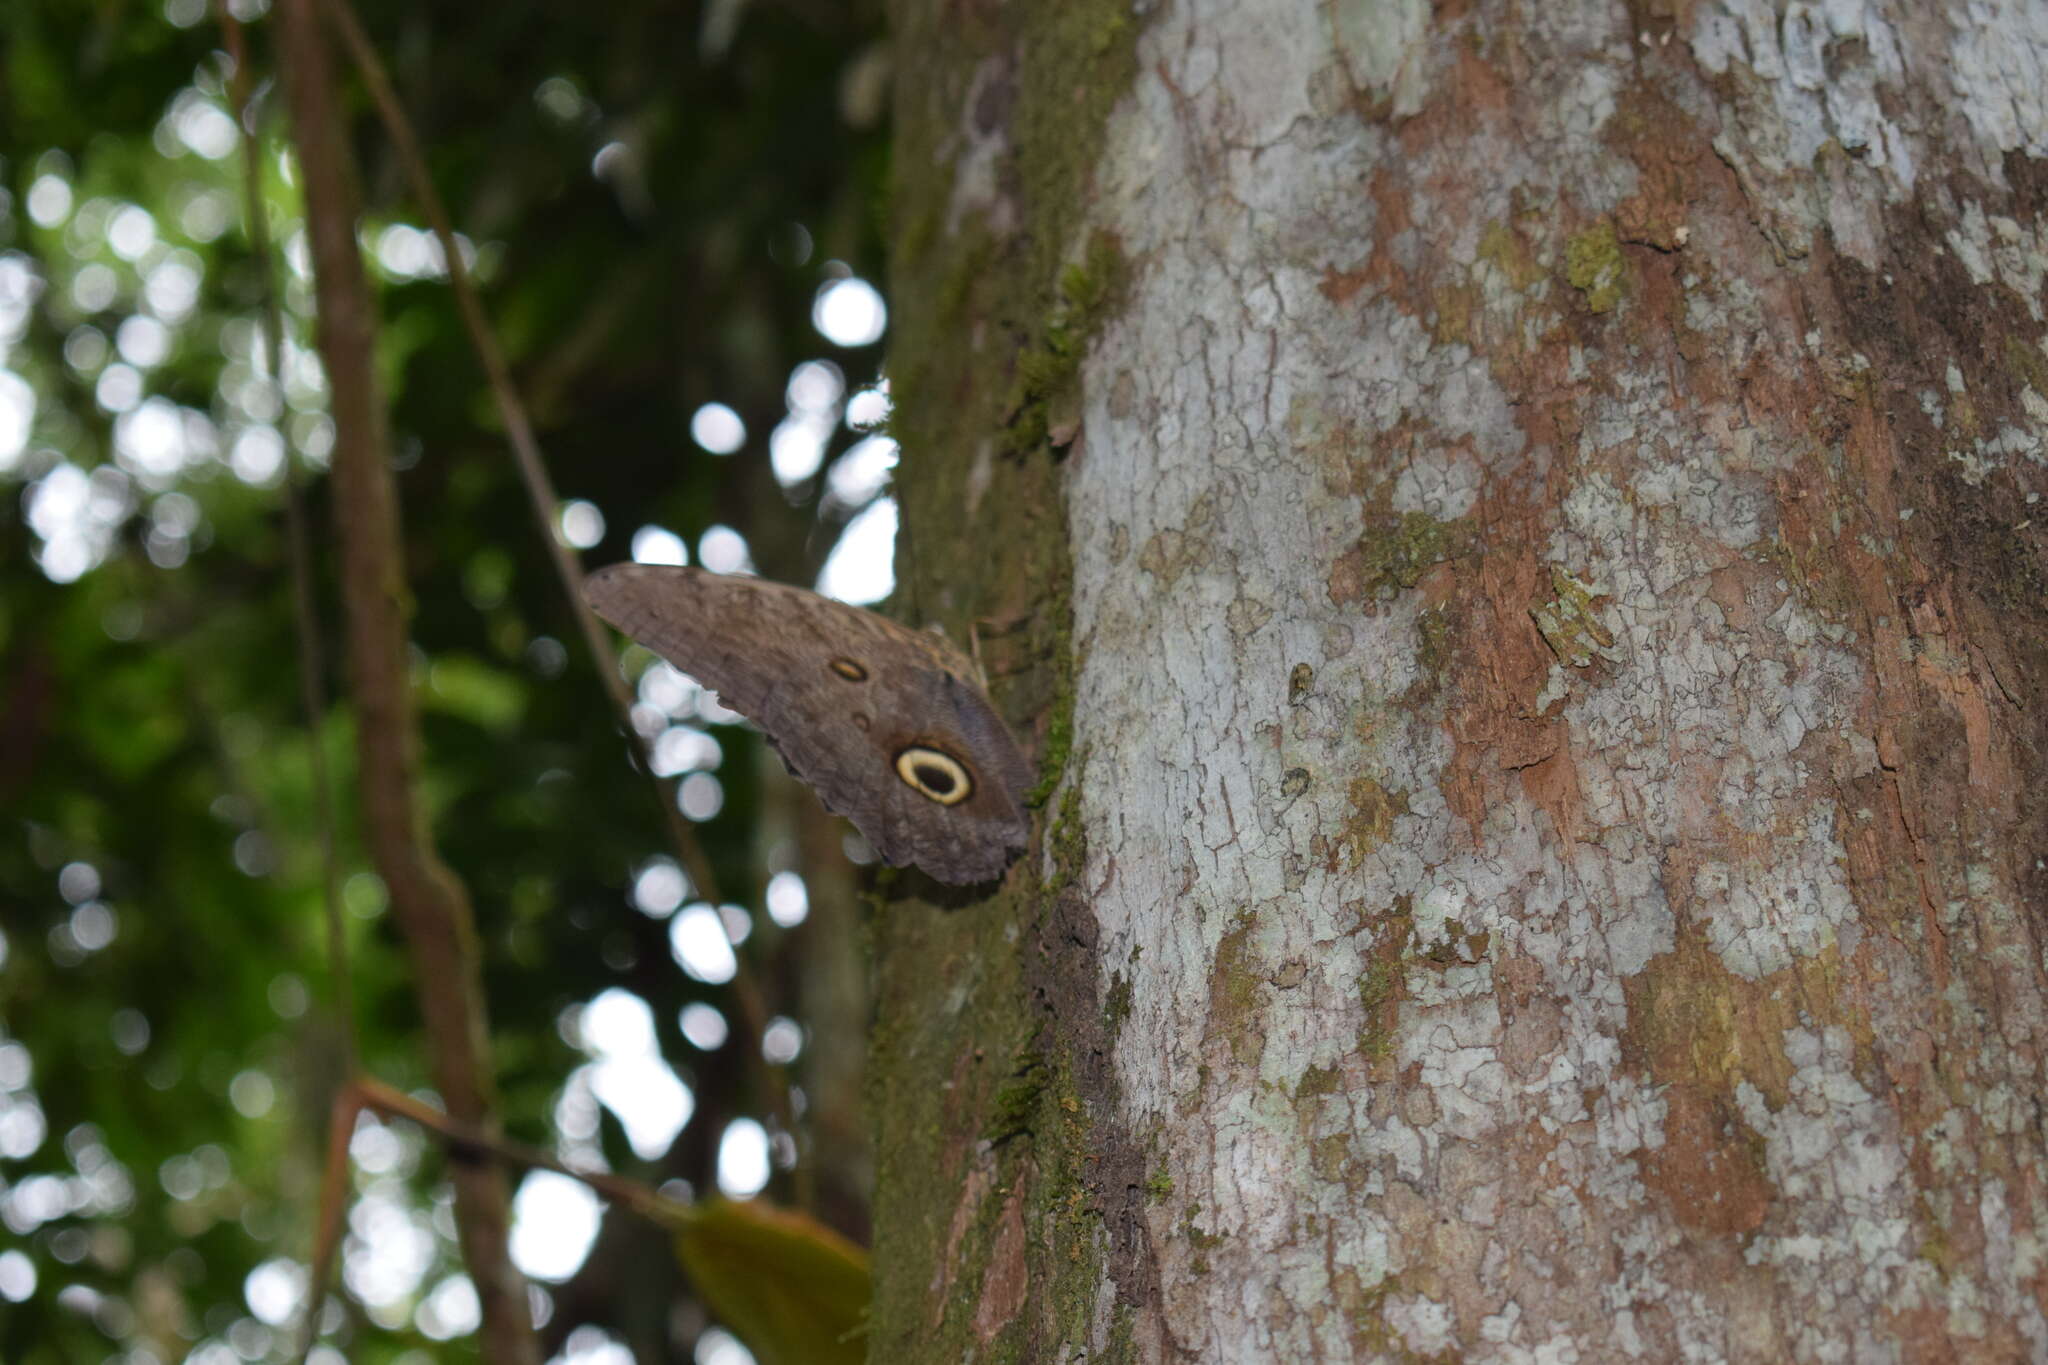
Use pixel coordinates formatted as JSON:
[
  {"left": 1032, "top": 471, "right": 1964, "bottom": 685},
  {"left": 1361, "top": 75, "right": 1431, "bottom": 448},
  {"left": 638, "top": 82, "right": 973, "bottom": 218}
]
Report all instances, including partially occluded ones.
[
  {"left": 354, "top": 1077, "right": 687, "bottom": 1228},
  {"left": 294, "top": 1086, "right": 359, "bottom": 1362},
  {"left": 289, "top": 1076, "right": 691, "bottom": 1360}
]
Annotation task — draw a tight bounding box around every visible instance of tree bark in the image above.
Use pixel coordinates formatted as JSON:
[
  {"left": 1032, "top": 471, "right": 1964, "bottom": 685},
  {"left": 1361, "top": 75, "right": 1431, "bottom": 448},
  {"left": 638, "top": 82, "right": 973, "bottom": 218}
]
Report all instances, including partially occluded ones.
[{"left": 876, "top": 1, "right": 2048, "bottom": 1361}]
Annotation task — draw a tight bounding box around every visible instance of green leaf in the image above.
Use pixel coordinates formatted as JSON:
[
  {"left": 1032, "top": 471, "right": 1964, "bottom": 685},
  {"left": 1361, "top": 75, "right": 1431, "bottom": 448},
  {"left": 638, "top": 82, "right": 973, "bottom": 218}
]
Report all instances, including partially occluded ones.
[
  {"left": 419, "top": 653, "right": 526, "bottom": 732},
  {"left": 672, "top": 1199, "right": 870, "bottom": 1365}
]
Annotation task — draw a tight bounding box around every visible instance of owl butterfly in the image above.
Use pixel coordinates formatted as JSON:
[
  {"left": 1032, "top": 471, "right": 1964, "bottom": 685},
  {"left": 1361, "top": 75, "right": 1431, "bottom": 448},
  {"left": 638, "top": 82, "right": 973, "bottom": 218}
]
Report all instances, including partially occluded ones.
[{"left": 584, "top": 564, "right": 1033, "bottom": 885}]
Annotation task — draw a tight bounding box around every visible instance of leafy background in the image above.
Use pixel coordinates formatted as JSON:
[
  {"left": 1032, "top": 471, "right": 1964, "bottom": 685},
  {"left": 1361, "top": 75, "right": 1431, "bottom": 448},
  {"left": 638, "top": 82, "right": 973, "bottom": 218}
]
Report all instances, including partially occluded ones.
[{"left": 0, "top": 0, "right": 894, "bottom": 1359}]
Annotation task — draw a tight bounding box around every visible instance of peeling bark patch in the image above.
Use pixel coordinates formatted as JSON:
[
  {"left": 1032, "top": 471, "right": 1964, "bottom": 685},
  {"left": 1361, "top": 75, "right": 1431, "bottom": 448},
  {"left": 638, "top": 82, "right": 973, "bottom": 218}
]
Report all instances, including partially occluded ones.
[
  {"left": 1137, "top": 492, "right": 1218, "bottom": 587},
  {"left": 1318, "top": 260, "right": 1373, "bottom": 304},
  {"left": 1327, "top": 511, "right": 1466, "bottom": 606},
  {"left": 972, "top": 1187, "right": 1031, "bottom": 1341},
  {"left": 1332, "top": 776, "right": 1409, "bottom": 871},
  {"left": 1202, "top": 911, "right": 1263, "bottom": 1068},
  {"left": 1328, "top": 0, "right": 1432, "bottom": 118},
  {"left": 935, "top": 1152, "right": 1000, "bottom": 1320},
  {"left": 1356, "top": 900, "right": 1414, "bottom": 1063},
  {"left": 1689, "top": 828, "right": 1857, "bottom": 981},
  {"left": 1623, "top": 933, "right": 1790, "bottom": 1103},
  {"left": 1551, "top": 472, "right": 1866, "bottom": 982},
  {"left": 946, "top": 56, "right": 1021, "bottom": 237},
  {"left": 1640, "top": 1082, "right": 1774, "bottom": 1238},
  {"left": 1529, "top": 564, "right": 1618, "bottom": 668},
  {"left": 1737, "top": 1026, "right": 1924, "bottom": 1352},
  {"left": 1688, "top": 0, "right": 1919, "bottom": 262},
  {"left": 1443, "top": 546, "right": 1572, "bottom": 839},
  {"left": 1224, "top": 595, "right": 1273, "bottom": 640}
]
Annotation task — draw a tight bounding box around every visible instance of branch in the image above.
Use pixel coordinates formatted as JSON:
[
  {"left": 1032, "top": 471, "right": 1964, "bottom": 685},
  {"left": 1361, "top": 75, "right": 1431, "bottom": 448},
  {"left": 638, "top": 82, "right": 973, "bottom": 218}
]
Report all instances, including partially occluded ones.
[
  {"left": 294, "top": 1076, "right": 676, "bottom": 1361},
  {"left": 274, "top": 2, "right": 537, "bottom": 1361},
  {"left": 297, "top": 1076, "right": 871, "bottom": 1365},
  {"left": 355, "top": 1077, "right": 682, "bottom": 1226}
]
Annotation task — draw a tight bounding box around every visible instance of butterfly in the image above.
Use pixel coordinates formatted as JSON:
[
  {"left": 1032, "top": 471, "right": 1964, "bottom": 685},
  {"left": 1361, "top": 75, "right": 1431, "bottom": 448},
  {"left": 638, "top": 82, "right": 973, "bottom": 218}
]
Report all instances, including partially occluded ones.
[{"left": 585, "top": 565, "right": 1032, "bottom": 885}]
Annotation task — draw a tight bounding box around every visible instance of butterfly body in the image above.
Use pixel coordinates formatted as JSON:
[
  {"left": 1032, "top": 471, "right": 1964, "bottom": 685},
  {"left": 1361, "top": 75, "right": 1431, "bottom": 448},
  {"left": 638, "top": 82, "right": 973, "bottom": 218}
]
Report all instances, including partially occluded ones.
[{"left": 585, "top": 564, "right": 1032, "bottom": 885}]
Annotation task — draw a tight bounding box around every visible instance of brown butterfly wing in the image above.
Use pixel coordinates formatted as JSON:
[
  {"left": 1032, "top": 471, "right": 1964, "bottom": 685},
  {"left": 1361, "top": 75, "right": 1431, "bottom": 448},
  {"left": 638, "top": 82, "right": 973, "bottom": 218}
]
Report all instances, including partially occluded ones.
[
  {"left": 845, "top": 659, "right": 1035, "bottom": 883},
  {"left": 584, "top": 564, "right": 1031, "bottom": 884}
]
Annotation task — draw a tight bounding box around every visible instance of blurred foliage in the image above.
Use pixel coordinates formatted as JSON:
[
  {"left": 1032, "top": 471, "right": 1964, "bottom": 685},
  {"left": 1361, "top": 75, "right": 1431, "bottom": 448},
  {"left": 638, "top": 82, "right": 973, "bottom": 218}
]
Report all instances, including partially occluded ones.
[
  {"left": 0, "top": 0, "right": 891, "bottom": 1360},
  {"left": 669, "top": 1198, "right": 867, "bottom": 1365}
]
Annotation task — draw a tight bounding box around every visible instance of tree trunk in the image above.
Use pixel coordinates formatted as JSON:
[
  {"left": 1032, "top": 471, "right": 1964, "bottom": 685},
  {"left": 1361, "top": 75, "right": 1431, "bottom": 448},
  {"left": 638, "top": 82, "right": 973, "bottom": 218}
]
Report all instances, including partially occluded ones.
[{"left": 876, "top": 1, "right": 2048, "bottom": 1360}]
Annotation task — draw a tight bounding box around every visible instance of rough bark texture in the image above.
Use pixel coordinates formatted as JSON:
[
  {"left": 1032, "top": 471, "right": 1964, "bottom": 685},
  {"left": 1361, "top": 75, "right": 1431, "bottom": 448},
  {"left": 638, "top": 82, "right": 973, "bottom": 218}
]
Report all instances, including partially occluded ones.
[{"left": 878, "top": 1, "right": 2048, "bottom": 1361}]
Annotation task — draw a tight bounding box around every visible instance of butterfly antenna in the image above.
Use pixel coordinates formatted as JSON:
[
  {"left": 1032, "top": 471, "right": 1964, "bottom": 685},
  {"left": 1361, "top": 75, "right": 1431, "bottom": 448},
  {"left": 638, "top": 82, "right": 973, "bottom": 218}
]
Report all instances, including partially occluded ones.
[{"left": 968, "top": 619, "right": 990, "bottom": 690}]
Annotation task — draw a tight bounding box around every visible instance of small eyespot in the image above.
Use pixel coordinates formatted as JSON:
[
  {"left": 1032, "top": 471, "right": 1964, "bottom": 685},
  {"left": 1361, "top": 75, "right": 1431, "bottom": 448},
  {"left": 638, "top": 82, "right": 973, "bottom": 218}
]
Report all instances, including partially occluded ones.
[
  {"left": 851, "top": 713, "right": 872, "bottom": 732},
  {"left": 894, "top": 746, "right": 972, "bottom": 805},
  {"left": 829, "top": 658, "right": 869, "bottom": 682}
]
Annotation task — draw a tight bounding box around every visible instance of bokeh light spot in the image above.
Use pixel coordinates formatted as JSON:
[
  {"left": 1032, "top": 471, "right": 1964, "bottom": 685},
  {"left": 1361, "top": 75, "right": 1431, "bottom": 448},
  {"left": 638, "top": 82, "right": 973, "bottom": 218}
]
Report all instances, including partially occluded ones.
[
  {"left": 534, "top": 76, "right": 590, "bottom": 125},
  {"left": 417, "top": 1274, "right": 481, "bottom": 1341},
  {"left": 68, "top": 901, "right": 115, "bottom": 952},
  {"left": 844, "top": 381, "right": 891, "bottom": 430},
  {"left": 679, "top": 1003, "right": 728, "bottom": 1051},
  {"left": 244, "top": 1259, "right": 305, "bottom": 1327},
  {"left": 557, "top": 1326, "right": 635, "bottom": 1364},
  {"left": 144, "top": 255, "right": 202, "bottom": 320},
  {"left": 678, "top": 772, "right": 724, "bottom": 821},
  {"left": 785, "top": 359, "right": 843, "bottom": 414},
  {"left": 717, "top": 903, "right": 751, "bottom": 947},
  {"left": 762, "top": 1017, "right": 804, "bottom": 1065},
  {"left": 689, "top": 402, "right": 745, "bottom": 455},
  {"left": 111, "top": 1009, "right": 151, "bottom": 1055},
  {"left": 716, "top": 1119, "right": 770, "bottom": 1198},
  {"left": 816, "top": 496, "right": 896, "bottom": 606},
  {"left": 695, "top": 1327, "right": 757, "bottom": 1365},
  {"left": 765, "top": 871, "right": 808, "bottom": 928},
  {"left": 107, "top": 205, "right": 158, "bottom": 261},
  {"left": 229, "top": 1070, "right": 275, "bottom": 1119},
  {"left": 651, "top": 726, "right": 720, "bottom": 778},
  {"left": 0, "top": 1249, "right": 35, "bottom": 1302},
  {"left": 630, "top": 859, "right": 687, "bottom": 917},
  {"left": 94, "top": 363, "right": 144, "bottom": 414},
  {"left": 26, "top": 176, "right": 71, "bottom": 227},
  {"left": 824, "top": 435, "right": 897, "bottom": 511},
  {"left": 812, "top": 277, "right": 886, "bottom": 347},
  {"left": 229, "top": 427, "right": 285, "bottom": 486},
  {"left": 768, "top": 413, "right": 831, "bottom": 486},
  {"left": 559, "top": 499, "right": 605, "bottom": 549},
  {"left": 668, "top": 904, "right": 737, "bottom": 985},
  {"left": 0, "top": 370, "right": 35, "bottom": 471},
  {"left": 629, "top": 525, "right": 687, "bottom": 566},
  {"left": 510, "top": 1172, "right": 600, "bottom": 1282},
  {"left": 170, "top": 93, "right": 238, "bottom": 159},
  {"left": 58, "top": 862, "right": 101, "bottom": 904},
  {"left": 696, "top": 524, "right": 750, "bottom": 575},
  {"left": 116, "top": 315, "right": 170, "bottom": 368}
]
